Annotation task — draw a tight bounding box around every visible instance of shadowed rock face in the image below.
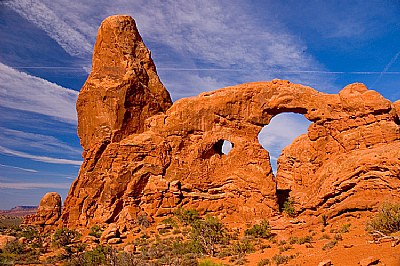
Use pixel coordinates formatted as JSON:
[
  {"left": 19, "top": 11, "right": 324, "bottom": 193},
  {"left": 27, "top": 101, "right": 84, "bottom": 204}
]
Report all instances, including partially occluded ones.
[{"left": 57, "top": 15, "right": 400, "bottom": 229}]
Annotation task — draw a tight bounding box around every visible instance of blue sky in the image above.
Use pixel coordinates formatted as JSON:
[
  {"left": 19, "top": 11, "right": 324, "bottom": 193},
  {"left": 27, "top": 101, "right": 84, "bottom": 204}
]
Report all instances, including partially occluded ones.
[{"left": 1, "top": 0, "right": 399, "bottom": 209}]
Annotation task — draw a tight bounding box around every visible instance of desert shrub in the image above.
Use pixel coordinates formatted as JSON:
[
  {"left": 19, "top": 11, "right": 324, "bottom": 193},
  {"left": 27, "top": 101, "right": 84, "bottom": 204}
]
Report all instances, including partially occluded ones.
[
  {"left": 88, "top": 225, "right": 103, "bottom": 238},
  {"left": 334, "top": 233, "right": 342, "bottom": 241},
  {"left": 65, "top": 245, "right": 109, "bottom": 266},
  {"left": 320, "top": 233, "right": 330, "bottom": 240},
  {"left": 321, "top": 214, "right": 328, "bottom": 227},
  {"left": 52, "top": 228, "right": 81, "bottom": 247},
  {"left": 190, "top": 215, "right": 227, "bottom": 256},
  {"left": 244, "top": 220, "right": 272, "bottom": 239},
  {"left": 278, "top": 244, "right": 292, "bottom": 253},
  {"left": 231, "top": 238, "right": 255, "bottom": 257},
  {"left": 283, "top": 198, "right": 296, "bottom": 217},
  {"left": 339, "top": 223, "right": 351, "bottom": 233},
  {"left": 272, "top": 254, "right": 296, "bottom": 265},
  {"left": 18, "top": 226, "right": 39, "bottom": 240},
  {"left": 258, "top": 258, "right": 270, "bottom": 266},
  {"left": 199, "top": 259, "right": 224, "bottom": 266},
  {"left": 136, "top": 213, "right": 151, "bottom": 228},
  {"left": 368, "top": 203, "right": 400, "bottom": 234},
  {"left": 277, "top": 240, "right": 287, "bottom": 246},
  {"left": 175, "top": 208, "right": 200, "bottom": 226},
  {"left": 289, "top": 235, "right": 312, "bottom": 245},
  {"left": 0, "top": 240, "right": 40, "bottom": 265},
  {"left": 162, "top": 217, "right": 179, "bottom": 228},
  {"left": 322, "top": 239, "right": 337, "bottom": 250}
]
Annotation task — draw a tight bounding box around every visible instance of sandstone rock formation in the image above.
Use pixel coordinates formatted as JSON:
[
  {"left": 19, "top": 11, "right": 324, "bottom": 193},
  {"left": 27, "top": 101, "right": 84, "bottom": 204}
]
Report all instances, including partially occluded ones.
[
  {"left": 23, "top": 192, "right": 61, "bottom": 227},
  {"left": 55, "top": 15, "right": 400, "bottom": 229}
]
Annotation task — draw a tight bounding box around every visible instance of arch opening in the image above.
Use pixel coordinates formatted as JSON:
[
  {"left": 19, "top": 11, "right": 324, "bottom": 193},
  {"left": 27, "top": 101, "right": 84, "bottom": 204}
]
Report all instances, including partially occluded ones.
[
  {"left": 257, "top": 113, "right": 311, "bottom": 175},
  {"left": 202, "top": 139, "right": 234, "bottom": 159},
  {"left": 222, "top": 140, "right": 233, "bottom": 155}
]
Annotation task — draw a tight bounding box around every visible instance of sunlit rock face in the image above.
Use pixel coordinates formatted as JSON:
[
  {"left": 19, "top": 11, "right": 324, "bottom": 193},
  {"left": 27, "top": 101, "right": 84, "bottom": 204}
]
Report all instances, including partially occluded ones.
[
  {"left": 23, "top": 192, "right": 61, "bottom": 228},
  {"left": 55, "top": 15, "right": 400, "bottom": 229}
]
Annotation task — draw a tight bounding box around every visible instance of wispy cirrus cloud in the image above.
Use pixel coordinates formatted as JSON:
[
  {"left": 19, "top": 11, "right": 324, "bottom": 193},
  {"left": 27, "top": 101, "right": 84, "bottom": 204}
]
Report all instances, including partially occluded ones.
[
  {"left": 0, "top": 182, "right": 71, "bottom": 190},
  {"left": 0, "top": 127, "right": 81, "bottom": 156},
  {"left": 4, "top": 0, "right": 93, "bottom": 57},
  {"left": 0, "top": 146, "right": 82, "bottom": 166},
  {"left": 0, "top": 164, "right": 38, "bottom": 173},
  {"left": 0, "top": 62, "right": 78, "bottom": 124},
  {"left": 6, "top": 0, "right": 329, "bottom": 98}
]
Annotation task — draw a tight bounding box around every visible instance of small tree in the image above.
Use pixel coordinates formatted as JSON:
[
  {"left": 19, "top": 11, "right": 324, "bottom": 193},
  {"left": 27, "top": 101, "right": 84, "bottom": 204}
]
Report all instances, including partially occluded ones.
[
  {"left": 245, "top": 220, "right": 272, "bottom": 239},
  {"left": 190, "top": 215, "right": 226, "bottom": 256},
  {"left": 283, "top": 198, "right": 296, "bottom": 217}
]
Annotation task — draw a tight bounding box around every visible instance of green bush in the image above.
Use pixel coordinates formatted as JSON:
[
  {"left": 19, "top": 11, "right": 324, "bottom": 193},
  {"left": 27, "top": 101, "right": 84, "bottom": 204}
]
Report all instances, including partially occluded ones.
[
  {"left": 283, "top": 198, "right": 296, "bottom": 217},
  {"left": 368, "top": 203, "right": 400, "bottom": 234},
  {"left": 199, "top": 259, "right": 224, "bottom": 266},
  {"left": 289, "top": 235, "right": 312, "bottom": 245},
  {"left": 272, "top": 254, "right": 296, "bottom": 265},
  {"left": 190, "top": 215, "right": 227, "bottom": 256},
  {"left": 175, "top": 208, "right": 200, "bottom": 226},
  {"left": 0, "top": 240, "right": 40, "bottom": 265},
  {"left": 244, "top": 220, "right": 272, "bottom": 239},
  {"left": 162, "top": 217, "right": 179, "bottom": 228},
  {"left": 339, "top": 223, "right": 351, "bottom": 233},
  {"left": 52, "top": 228, "right": 81, "bottom": 247},
  {"left": 88, "top": 225, "right": 103, "bottom": 238},
  {"left": 231, "top": 238, "right": 255, "bottom": 256}
]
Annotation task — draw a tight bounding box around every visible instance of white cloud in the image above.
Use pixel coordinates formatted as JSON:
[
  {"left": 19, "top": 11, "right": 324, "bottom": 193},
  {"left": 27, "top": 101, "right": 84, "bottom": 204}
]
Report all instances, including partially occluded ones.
[
  {"left": 0, "top": 127, "right": 81, "bottom": 156},
  {"left": 0, "top": 182, "right": 71, "bottom": 190},
  {"left": 0, "top": 164, "right": 38, "bottom": 173},
  {"left": 0, "top": 63, "right": 78, "bottom": 124},
  {"left": 5, "top": 0, "right": 93, "bottom": 57},
  {"left": 0, "top": 146, "right": 82, "bottom": 166},
  {"left": 6, "top": 0, "right": 330, "bottom": 98},
  {"left": 258, "top": 113, "right": 311, "bottom": 173}
]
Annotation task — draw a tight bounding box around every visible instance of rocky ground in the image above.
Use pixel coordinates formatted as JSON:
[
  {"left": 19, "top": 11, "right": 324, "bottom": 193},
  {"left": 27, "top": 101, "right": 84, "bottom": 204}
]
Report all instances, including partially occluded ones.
[{"left": 1, "top": 205, "right": 400, "bottom": 265}]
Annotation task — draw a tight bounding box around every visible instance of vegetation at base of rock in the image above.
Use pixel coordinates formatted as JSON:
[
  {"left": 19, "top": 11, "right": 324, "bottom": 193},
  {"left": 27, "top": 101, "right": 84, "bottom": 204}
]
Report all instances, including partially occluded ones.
[
  {"left": 244, "top": 220, "right": 273, "bottom": 239},
  {"left": 0, "top": 240, "right": 41, "bottom": 265},
  {"left": 189, "top": 215, "right": 227, "bottom": 256},
  {"left": 88, "top": 225, "right": 103, "bottom": 238},
  {"left": 198, "top": 259, "right": 224, "bottom": 266},
  {"left": 52, "top": 228, "right": 81, "bottom": 247},
  {"left": 161, "top": 217, "right": 179, "bottom": 228},
  {"left": 175, "top": 208, "right": 200, "bottom": 226},
  {"left": 282, "top": 198, "right": 296, "bottom": 217},
  {"left": 367, "top": 202, "right": 400, "bottom": 234}
]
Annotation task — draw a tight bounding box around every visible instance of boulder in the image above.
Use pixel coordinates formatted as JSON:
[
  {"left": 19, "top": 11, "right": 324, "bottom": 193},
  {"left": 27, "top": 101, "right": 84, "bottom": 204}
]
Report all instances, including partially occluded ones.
[
  {"left": 0, "top": 235, "right": 16, "bottom": 249},
  {"left": 100, "top": 223, "right": 119, "bottom": 244},
  {"left": 23, "top": 192, "right": 61, "bottom": 227}
]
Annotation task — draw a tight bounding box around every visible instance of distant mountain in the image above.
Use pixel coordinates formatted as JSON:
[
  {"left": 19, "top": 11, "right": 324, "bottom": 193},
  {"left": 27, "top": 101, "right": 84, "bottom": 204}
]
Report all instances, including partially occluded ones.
[{"left": 0, "top": 206, "right": 37, "bottom": 217}]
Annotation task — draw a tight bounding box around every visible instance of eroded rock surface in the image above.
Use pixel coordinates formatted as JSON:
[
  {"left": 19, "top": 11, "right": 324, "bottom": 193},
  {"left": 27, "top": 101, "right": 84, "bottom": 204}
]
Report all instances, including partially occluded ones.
[
  {"left": 23, "top": 192, "right": 61, "bottom": 227},
  {"left": 57, "top": 15, "right": 400, "bottom": 229}
]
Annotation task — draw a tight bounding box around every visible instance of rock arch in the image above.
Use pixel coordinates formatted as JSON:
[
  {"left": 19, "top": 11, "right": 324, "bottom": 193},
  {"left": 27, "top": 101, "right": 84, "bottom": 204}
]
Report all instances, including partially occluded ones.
[{"left": 58, "top": 15, "right": 400, "bottom": 229}]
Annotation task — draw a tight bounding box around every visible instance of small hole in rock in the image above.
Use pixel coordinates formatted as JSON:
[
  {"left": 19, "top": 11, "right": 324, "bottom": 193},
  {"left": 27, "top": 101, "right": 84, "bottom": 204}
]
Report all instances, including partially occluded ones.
[{"left": 222, "top": 140, "right": 233, "bottom": 155}]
